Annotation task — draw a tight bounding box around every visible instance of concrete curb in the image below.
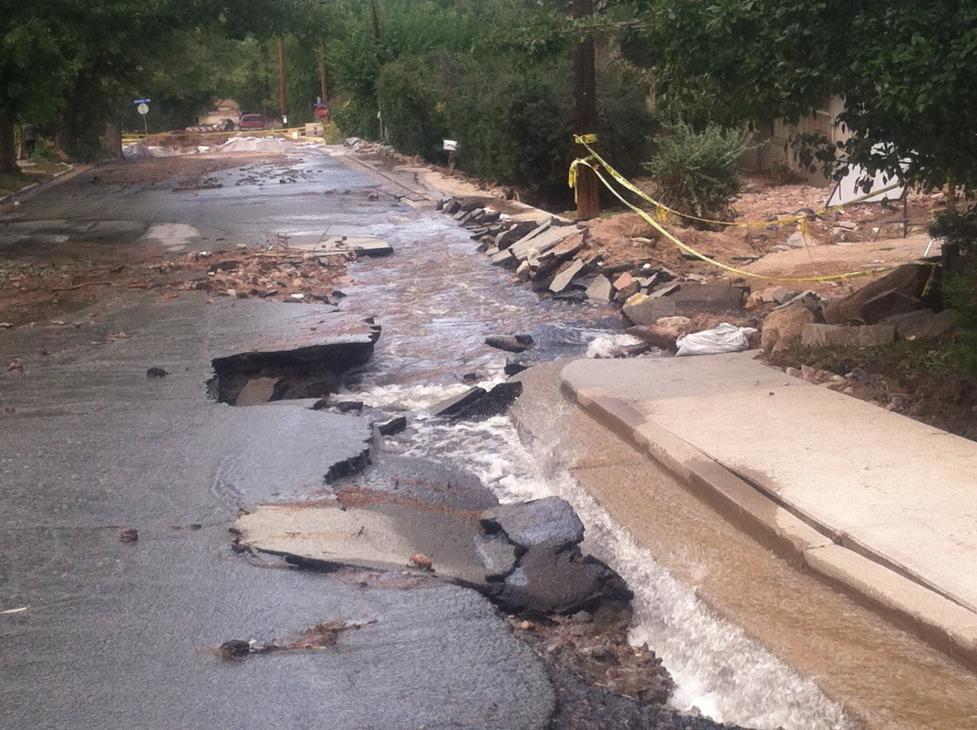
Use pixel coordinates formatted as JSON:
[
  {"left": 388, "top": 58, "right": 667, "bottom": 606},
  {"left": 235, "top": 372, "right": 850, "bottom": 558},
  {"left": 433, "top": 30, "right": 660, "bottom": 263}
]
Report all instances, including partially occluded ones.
[
  {"left": 561, "top": 375, "right": 977, "bottom": 671},
  {"left": 0, "top": 163, "right": 91, "bottom": 205}
]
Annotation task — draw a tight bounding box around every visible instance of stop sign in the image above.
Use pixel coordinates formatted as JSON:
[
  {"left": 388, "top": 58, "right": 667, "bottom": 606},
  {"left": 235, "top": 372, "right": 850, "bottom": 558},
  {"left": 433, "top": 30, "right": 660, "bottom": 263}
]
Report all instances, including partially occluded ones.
[{"left": 314, "top": 105, "right": 329, "bottom": 120}]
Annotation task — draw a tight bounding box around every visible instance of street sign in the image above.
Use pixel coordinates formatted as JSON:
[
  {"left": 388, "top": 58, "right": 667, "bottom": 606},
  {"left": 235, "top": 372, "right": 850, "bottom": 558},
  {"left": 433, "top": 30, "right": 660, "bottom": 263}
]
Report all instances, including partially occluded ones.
[
  {"left": 314, "top": 105, "right": 329, "bottom": 120},
  {"left": 133, "top": 98, "right": 151, "bottom": 105},
  {"left": 443, "top": 139, "right": 458, "bottom": 151},
  {"left": 136, "top": 103, "right": 149, "bottom": 116}
]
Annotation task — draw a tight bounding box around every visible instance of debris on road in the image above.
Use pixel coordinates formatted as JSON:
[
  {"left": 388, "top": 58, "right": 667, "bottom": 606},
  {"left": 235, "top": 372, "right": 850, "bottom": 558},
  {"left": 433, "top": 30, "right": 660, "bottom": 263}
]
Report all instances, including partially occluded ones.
[
  {"left": 675, "top": 323, "right": 757, "bottom": 356},
  {"left": 217, "top": 619, "right": 371, "bottom": 661},
  {"left": 118, "top": 528, "right": 139, "bottom": 543},
  {"left": 377, "top": 416, "right": 407, "bottom": 436},
  {"left": 146, "top": 367, "right": 168, "bottom": 378},
  {"left": 485, "top": 334, "right": 534, "bottom": 353}
]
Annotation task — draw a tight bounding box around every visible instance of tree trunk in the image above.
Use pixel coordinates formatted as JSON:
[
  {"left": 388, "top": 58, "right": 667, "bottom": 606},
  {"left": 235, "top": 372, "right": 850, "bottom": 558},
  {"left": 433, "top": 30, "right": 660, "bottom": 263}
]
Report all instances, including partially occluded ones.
[
  {"left": 0, "top": 103, "right": 19, "bottom": 175},
  {"left": 101, "top": 122, "right": 122, "bottom": 159}
]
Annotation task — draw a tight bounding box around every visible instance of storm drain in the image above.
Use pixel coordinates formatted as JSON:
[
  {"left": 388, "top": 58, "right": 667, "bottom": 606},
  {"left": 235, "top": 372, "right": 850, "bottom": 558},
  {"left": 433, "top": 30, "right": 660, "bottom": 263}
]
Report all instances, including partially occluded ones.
[{"left": 209, "top": 326, "right": 380, "bottom": 406}]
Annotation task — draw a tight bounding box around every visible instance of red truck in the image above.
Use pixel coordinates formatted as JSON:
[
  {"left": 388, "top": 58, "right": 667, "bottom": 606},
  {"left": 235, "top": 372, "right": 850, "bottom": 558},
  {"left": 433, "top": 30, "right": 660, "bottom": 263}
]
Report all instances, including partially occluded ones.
[{"left": 238, "top": 113, "right": 266, "bottom": 130}]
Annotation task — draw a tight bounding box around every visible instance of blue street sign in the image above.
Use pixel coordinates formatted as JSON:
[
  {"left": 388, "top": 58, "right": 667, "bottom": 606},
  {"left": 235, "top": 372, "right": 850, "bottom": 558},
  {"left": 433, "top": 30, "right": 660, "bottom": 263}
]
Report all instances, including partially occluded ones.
[{"left": 133, "top": 98, "right": 151, "bottom": 105}]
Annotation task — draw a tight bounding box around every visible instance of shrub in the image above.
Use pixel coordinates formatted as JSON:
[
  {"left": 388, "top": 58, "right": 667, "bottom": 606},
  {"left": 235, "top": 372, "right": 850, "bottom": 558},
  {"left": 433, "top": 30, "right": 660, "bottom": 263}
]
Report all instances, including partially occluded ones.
[
  {"left": 376, "top": 54, "right": 448, "bottom": 158},
  {"left": 643, "top": 122, "right": 753, "bottom": 223},
  {"left": 930, "top": 207, "right": 977, "bottom": 373}
]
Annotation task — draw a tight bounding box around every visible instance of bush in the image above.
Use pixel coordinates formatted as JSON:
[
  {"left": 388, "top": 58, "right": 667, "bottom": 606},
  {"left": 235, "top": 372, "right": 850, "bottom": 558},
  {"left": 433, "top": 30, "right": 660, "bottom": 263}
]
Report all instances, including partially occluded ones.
[
  {"left": 643, "top": 122, "right": 753, "bottom": 223},
  {"left": 376, "top": 54, "right": 448, "bottom": 158},
  {"left": 930, "top": 208, "right": 977, "bottom": 373}
]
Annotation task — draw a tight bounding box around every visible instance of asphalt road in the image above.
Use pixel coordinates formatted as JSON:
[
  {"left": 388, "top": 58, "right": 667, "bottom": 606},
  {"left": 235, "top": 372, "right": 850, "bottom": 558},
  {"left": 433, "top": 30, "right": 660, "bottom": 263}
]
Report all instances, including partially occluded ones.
[{"left": 0, "top": 153, "right": 556, "bottom": 729}]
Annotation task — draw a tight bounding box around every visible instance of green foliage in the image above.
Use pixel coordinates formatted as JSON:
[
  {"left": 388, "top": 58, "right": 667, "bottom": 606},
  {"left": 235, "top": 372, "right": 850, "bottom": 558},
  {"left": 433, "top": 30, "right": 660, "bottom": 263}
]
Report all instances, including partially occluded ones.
[
  {"left": 332, "top": 1, "right": 653, "bottom": 204},
  {"left": 642, "top": 122, "right": 752, "bottom": 222},
  {"left": 931, "top": 207, "right": 977, "bottom": 374},
  {"left": 376, "top": 55, "right": 447, "bottom": 157},
  {"left": 636, "top": 0, "right": 977, "bottom": 193}
]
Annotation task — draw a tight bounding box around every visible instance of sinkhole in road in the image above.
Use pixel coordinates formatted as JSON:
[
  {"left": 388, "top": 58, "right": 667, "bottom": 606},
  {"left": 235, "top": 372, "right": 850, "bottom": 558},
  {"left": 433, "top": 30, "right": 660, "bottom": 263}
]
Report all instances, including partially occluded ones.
[{"left": 208, "top": 328, "right": 380, "bottom": 406}]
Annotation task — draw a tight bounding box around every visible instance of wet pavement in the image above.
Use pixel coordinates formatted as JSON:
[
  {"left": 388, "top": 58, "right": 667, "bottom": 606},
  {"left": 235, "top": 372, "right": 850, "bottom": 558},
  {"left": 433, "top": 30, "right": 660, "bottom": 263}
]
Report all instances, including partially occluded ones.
[{"left": 0, "top": 144, "right": 867, "bottom": 729}]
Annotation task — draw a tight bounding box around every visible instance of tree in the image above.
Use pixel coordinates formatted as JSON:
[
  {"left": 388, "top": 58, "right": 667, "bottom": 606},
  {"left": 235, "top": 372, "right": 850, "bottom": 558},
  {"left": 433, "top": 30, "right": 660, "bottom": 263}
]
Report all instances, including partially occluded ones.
[{"left": 635, "top": 0, "right": 977, "bottom": 192}]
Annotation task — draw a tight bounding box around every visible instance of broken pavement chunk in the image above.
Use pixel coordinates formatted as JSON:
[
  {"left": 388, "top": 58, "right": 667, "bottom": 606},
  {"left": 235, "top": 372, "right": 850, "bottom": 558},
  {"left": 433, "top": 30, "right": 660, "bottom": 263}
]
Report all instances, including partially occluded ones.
[
  {"left": 377, "top": 415, "right": 407, "bottom": 436},
  {"left": 481, "top": 496, "right": 584, "bottom": 549},
  {"left": 485, "top": 334, "right": 534, "bottom": 353}
]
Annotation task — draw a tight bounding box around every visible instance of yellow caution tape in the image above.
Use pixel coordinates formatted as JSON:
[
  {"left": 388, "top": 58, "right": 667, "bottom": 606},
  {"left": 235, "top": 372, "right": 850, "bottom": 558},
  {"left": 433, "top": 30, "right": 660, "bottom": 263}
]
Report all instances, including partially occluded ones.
[
  {"left": 571, "top": 156, "right": 930, "bottom": 283},
  {"left": 572, "top": 135, "right": 903, "bottom": 231}
]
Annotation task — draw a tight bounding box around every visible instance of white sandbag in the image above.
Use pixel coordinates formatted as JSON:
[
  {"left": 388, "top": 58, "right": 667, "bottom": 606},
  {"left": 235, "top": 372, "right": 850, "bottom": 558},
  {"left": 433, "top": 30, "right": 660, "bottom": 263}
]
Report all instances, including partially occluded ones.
[{"left": 675, "top": 323, "right": 757, "bottom": 357}]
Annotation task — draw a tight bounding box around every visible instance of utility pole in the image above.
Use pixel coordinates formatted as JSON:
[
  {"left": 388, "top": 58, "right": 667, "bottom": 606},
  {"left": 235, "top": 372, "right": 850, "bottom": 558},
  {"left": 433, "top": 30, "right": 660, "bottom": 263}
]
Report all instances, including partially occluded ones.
[
  {"left": 573, "top": 0, "right": 599, "bottom": 220},
  {"left": 277, "top": 37, "right": 288, "bottom": 126}
]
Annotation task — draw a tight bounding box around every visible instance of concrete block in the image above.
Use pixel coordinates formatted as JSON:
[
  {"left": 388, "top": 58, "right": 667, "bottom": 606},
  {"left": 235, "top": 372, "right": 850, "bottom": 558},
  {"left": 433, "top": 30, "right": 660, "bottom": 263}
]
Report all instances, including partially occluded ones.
[{"left": 800, "top": 323, "right": 895, "bottom": 348}]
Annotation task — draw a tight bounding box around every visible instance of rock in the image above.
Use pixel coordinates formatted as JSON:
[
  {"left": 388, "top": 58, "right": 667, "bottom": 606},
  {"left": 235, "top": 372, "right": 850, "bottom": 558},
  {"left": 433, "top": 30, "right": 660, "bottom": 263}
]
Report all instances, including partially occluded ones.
[
  {"left": 509, "top": 225, "right": 579, "bottom": 262},
  {"left": 612, "top": 272, "right": 636, "bottom": 293},
  {"left": 785, "top": 230, "right": 816, "bottom": 248},
  {"left": 449, "top": 382, "right": 523, "bottom": 420},
  {"left": 235, "top": 376, "right": 282, "bottom": 406},
  {"left": 860, "top": 290, "right": 922, "bottom": 324},
  {"left": 884, "top": 309, "right": 957, "bottom": 341},
  {"left": 219, "top": 640, "right": 251, "bottom": 659},
  {"left": 377, "top": 416, "right": 407, "bottom": 436},
  {"left": 504, "top": 356, "right": 530, "bottom": 376},
  {"left": 485, "top": 334, "right": 534, "bottom": 353},
  {"left": 474, "top": 535, "right": 519, "bottom": 580},
  {"left": 332, "top": 400, "right": 364, "bottom": 413},
  {"left": 550, "top": 259, "right": 587, "bottom": 293},
  {"left": 760, "top": 286, "right": 794, "bottom": 304},
  {"left": 623, "top": 282, "right": 742, "bottom": 325},
  {"left": 761, "top": 303, "right": 821, "bottom": 353},
  {"left": 656, "top": 315, "right": 691, "bottom": 331},
  {"left": 146, "top": 367, "right": 168, "bottom": 378},
  {"left": 496, "top": 221, "right": 539, "bottom": 250},
  {"left": 626, "top": 325, "right": 678, "bottom": 351},
  {"left": 432, "top": 386, "right": 487, "bottom": 417},
  {"left": 800, "top": 323, "right": 896, "bottom": 348},
  {"left": 481, "top": 496, "right": 584, "bottom": 548},
  {"left": 825, "top": 263, "right": 935, "bottom": 324},
  {"left": 495, "top": 539, "right": 632, "bottom": 615},
  {"left": 409, "top": 553, "right": 434, "bottom": 571},
  {"left": 118, "top": 528, "right": 139, "bottom": 543},
  {"left": 585, "top": 275, "right": 613, "bottom": 303}
]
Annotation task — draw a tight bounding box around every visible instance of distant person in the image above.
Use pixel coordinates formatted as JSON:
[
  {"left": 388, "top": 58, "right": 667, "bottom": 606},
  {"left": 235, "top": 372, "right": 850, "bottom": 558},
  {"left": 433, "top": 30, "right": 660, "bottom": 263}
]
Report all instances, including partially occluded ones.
[{"left": 20, "top": 124, "right": 37, "bottom": 159}]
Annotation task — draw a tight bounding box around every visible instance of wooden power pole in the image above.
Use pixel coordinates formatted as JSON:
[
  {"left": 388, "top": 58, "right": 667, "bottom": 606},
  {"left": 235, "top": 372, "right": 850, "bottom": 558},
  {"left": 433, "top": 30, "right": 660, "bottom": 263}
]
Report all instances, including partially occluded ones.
[
  {"left": 573, "top": 0, "right": 599, "bottom": 220},
  {"left": 318, "top": 39, "right": 329, "bottom": 103},
  {"left": 277, "top": 37, "right": 288, "bottom": 125}
]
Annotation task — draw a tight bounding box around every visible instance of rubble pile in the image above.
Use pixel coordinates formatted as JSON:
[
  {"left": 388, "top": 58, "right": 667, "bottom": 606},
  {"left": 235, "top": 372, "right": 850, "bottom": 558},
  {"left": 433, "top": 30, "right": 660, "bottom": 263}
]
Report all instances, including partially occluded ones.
[{"left": 179, "top": 247, "right": 346, "bottom": 303}]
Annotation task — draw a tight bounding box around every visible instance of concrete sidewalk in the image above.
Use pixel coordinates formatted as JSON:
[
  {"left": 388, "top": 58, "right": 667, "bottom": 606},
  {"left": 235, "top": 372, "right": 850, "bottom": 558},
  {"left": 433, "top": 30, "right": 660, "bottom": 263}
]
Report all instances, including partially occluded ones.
[{"left": 561, "top": 351, "right": 977, "bottom": 668}]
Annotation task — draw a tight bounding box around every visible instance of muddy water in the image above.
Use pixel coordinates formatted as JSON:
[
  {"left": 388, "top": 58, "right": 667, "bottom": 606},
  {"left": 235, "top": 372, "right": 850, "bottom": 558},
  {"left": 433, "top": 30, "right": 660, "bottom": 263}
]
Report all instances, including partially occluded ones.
[{"left": 325, "top": 202, "right": 864, "bottom": 729}]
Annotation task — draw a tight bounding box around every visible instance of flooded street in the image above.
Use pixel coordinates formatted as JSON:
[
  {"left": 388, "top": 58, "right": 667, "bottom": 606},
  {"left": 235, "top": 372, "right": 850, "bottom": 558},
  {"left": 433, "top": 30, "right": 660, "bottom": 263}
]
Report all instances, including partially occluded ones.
[{"left": 4, "top": 144, "right": 977, "bottom": 729}]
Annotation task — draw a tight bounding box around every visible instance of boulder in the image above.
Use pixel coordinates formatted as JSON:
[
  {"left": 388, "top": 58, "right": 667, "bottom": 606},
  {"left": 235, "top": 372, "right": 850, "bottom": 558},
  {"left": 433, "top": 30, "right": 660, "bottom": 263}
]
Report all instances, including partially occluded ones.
[
  {"left": 824, "top": 263, "right": 934, "bottom": 324},
  {"left": 885, "top": 309, "right": 957, "bottom": 341},
  {"left": 800, "top": 323, "right": 896, "bottom": 348},
  {"left": 622, "top": 293, "right": 676, "bottom": 326},
  {"left": 761, "top": 303, "right": 821, "bottom": 353},
  {"left": 481, "top": 496, "right": 584, "bottom": 548}
]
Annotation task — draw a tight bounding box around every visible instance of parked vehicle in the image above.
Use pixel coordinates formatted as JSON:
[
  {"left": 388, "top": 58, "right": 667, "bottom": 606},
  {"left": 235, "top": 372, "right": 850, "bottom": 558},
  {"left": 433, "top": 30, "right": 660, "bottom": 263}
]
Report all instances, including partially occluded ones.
[{"left": 238, "top": 113, "right": 266, "bottom": 130}]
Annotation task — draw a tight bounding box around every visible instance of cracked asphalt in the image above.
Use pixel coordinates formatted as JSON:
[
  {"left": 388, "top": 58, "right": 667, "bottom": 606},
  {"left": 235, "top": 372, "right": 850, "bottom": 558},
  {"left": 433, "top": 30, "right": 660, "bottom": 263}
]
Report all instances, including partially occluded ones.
[{"left": 0, "top": 153, "right": 557, "bottom": 729}]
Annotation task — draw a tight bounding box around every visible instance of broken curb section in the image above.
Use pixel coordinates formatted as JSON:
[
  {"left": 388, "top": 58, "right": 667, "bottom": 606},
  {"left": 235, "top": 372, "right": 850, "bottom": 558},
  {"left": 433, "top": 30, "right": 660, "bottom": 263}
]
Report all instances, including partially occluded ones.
[{"left": 560, "top": 355, "right": 977, "bottom": 672}]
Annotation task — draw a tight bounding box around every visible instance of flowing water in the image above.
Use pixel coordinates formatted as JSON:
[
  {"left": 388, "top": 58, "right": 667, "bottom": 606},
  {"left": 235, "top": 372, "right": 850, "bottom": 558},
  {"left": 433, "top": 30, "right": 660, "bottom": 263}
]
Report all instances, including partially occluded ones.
[{"left": 328, "top": 200, "right": 854, "bottom": 729}]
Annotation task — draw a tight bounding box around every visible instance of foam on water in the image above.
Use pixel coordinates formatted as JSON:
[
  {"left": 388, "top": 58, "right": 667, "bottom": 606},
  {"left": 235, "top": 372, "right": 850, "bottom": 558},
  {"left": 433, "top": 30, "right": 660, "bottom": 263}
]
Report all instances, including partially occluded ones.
[{"left": 341, "top": 380, "right": 852, "bottom": 730}]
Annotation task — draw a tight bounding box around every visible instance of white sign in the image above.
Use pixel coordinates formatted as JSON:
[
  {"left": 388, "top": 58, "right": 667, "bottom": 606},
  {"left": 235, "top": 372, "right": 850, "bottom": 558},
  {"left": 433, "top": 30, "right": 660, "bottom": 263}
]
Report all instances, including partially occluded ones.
[
  {"left": 136, "top": 103, "right": 149, "bottom": 116},
  {"left": 443, "top": 139, "right": 458, "bottom": 152}
]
